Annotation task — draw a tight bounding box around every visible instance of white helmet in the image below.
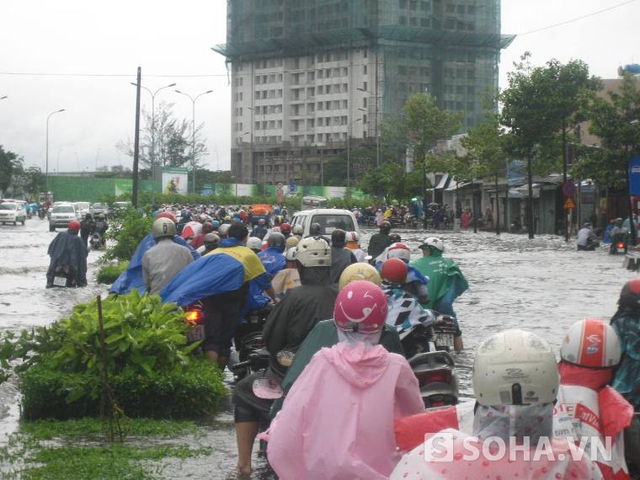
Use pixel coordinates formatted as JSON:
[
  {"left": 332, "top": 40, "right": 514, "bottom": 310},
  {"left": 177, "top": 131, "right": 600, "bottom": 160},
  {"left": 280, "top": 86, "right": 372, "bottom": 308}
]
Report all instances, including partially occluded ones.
[
  {"left": 152, "top": 218, "right": 176, "bottom": 240},
  {"left": 218, "top": 224, "right": 230, "bottom": 237},
  {"left": 295, "top": 237, "right": 331, "bottom": 267},
  {"left": 285, "top": 246, "right": 297, "bottom": 261},
  {"left": 419, "top": 237, "right": 444, "bottom": 253},
  {"left": 560, "top": 318, "right": 621, "bottom": 368},
  {"left": 292, "top": 224, "right": 304, "bottom": 235},
  {"left": 345, "top": 231, "right": 360, "bottom": 243},
  {"left": 246, "top": 237, "right": 262, "bottom": 252},
  {"left": 472, "top": 329, "right": 559, "bottom": 406},
  {"left": 386, "top": 242, "right": 411, "bottom": 262}
]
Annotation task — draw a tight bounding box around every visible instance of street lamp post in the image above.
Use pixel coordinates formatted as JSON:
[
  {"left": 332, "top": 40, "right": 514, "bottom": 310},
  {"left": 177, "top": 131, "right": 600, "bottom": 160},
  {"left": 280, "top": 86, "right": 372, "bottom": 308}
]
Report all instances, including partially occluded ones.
[
  {"left": 176, "top": 89, "right": 213, "bottom": 194},
  {"left": 358, "top": 87, "right": 381, "bottom": 168},
  {"left": 45, "top": 109, "right": 65, "bottom": 203},
  {"left": 132, "top": 82, "right": 176, "bottom": 204},
  {"left": 347, "top": 116, "right": 363, "bottom": 190}
]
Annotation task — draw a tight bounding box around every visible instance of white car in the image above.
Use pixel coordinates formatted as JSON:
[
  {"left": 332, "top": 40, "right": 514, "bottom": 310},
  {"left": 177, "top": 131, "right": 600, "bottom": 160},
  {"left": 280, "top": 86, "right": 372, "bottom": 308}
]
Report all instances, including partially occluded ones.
[
  {"left": 73, "top": 202, "right": 91, "bottom": 218},
  {"left": 0, "top": 202, "right": 27, "bottom": 225},
  {"left": 291, "top": 208, "right": 360, "bottom": 238},
  {"left": 49, "top": 204, "right": 79, "bottom": 231}
]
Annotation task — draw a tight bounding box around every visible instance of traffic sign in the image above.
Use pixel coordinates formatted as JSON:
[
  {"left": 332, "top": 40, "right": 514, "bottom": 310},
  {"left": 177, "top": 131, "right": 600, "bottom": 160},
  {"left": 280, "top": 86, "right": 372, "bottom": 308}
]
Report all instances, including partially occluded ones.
[
  {"left": 563, "top": 198, "right": 575, "bottom": 210},
  {"left": 562, "top": 181, "right": 576, "bottom": 197}
]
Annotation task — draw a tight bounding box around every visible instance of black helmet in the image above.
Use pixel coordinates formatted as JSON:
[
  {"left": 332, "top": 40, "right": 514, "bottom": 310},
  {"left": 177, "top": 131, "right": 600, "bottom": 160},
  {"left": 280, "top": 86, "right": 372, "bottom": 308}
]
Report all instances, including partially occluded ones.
[
  {"left": 380, "top": 220, "right": 391, "bottom": 234},
  {"left": 389, "top": 233, "right": 402, "bottom": 243},
  {"left": 331, "top": 229, "right": 346, "bottom": 248},
  {"left": 619, "top": 279, "right": 640, "bottom": 311},
  {"left": 309, "top": 223, "right": 323, "bottom": 236},
  {"left": 267, "top": 232, "right": 286, "bottom": 250}
]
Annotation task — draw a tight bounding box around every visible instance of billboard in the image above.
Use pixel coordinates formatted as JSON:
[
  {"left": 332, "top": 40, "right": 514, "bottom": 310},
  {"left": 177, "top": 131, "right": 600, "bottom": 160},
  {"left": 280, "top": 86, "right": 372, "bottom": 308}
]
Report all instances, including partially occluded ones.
[{"left": 162, "top": 167, "right": 189, "bottom": 195}]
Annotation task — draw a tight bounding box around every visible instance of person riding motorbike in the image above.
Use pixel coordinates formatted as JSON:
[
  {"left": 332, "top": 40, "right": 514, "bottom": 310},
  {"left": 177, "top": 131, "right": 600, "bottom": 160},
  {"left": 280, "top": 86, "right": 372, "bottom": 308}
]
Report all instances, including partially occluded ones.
[
  {"left": 79, "top": 213, "right": 95, "bottom": 249},
  {"left": 245, "top": 236, "right": 263, "bottom": 254},
  {"left": 367, "top": 220, "right": 393, "bottom": 260},
  {"left": 345, "top": 231, "right": 366, "bottom": 262},
  {"left": 110, "top": 211, "right": 199, "bottom": 295},
  {"left": 609, "top": 218, "right": 630, "bottom": 254},
  {"left": 329, "top": 229, "right": 357, "bottom": 284},
  {"left": 46, "top": 220, "right": 88, "bottom": 288},
  {"left": 266, "top": 281, "right": 424, "bottom": 480},
  {"left": 251, "top": 218, "right": 268, "bottom": 240},
  {"left": 190, "top": 221, "right": 214, "bottom": 250},
  {"left": 376, "top": 242, "right": 430, "bottom": 305},
  {"left": 196, "top": 232, "right": 219, "bottom": 256},
  {"left": 577, "top": 222, "right": 600, "bottom": 251},
  {"left": 258, "top": 232, "right": 287, "bottom": 278},
  {"left": 556, "top": 318, "right": 633, "bottom": 480},
  {"left": 610, "top": 279, "right": 640, "bottom": 474},
  {"left": 410, "top": 237, "right": 468, "bottom": 319},
  {"left": 271, "top": 247, "right": 302, "bottom": 299},
  {"left": 233, "top": 236, "right": 336, "bottom": 475},
  {"left": 392, "top": 329, "right": 601, "bottom": 479},
  {"left": 142, "top": 218, "right": 194, "bottom": 295}
]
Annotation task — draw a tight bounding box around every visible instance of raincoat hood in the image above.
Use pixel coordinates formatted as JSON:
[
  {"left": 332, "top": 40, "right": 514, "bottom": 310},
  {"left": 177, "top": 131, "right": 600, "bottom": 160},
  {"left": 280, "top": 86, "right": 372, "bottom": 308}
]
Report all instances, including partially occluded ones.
[
  {"left": 298, "top": 264, "right": 331, "bottom": 286},
  {"left": 323, "top": 342, "right": 389, "bottom": 388}
]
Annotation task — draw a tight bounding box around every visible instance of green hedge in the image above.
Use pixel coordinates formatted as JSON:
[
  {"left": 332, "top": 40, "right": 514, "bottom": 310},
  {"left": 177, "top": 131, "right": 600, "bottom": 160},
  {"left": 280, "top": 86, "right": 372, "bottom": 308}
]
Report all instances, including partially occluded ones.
[
  {"left": 96, "top": 261, "right": 129, "bottom": 284},
  {"left": 20, "top": 358, "right": 225, "bottom": 420}
]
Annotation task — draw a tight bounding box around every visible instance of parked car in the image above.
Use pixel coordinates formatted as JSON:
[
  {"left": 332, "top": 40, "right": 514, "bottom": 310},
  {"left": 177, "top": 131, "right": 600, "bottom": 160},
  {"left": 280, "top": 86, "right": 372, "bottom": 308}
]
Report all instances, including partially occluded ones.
[
  {"left": 0, "top": 202, "right": 27, "bottom": 225},
  {"left": 73, "top": 202, "right": 91, "bottom": 218},
  {"left": 49, "top": 204, "right": 79, "bottom": 231},
  {"left": 90, "top": 202, "right": 112, "bottom": 219},
  {"left": 290, "top": 208, "right": 360, "bottom": 238}
]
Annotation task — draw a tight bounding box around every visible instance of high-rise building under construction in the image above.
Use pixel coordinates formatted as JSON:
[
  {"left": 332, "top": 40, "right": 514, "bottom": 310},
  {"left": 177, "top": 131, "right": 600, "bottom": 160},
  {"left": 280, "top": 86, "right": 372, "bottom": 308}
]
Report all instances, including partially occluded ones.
[{"left": 214, "top": 0, "right": 513, "bottom": 185}]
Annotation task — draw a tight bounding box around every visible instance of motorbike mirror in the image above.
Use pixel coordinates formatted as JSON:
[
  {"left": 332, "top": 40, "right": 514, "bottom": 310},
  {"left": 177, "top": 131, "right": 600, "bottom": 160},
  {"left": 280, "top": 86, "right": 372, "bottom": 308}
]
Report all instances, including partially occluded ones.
[{"left": 277, "top": 350, "right": 295, "bottom": 367}]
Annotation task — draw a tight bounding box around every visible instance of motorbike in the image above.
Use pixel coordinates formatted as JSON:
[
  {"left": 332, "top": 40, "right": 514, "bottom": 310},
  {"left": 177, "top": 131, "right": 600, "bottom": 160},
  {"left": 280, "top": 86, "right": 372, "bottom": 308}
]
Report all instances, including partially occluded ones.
[
  {"left": 399, "top": 314, "right": 460, "bottom": 408},
  {"left": 610, "top": 232, "right": 629, "bottom": 255},
  {"left": 50, "top": 263, "right": 79, "bottom": 288},
  {"left": 228, "top": 305, "right": 274, "bottom": 381},
  {"left": 90, "top": 232, "right": 106, "bottom": 250}
]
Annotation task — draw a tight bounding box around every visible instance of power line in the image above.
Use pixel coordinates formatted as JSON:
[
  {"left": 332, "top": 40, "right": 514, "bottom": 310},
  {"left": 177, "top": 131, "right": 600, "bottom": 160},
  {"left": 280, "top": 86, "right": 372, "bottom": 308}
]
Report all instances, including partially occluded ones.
[{"left": 518, "top": 0, "right": 637, "bottom": 36}]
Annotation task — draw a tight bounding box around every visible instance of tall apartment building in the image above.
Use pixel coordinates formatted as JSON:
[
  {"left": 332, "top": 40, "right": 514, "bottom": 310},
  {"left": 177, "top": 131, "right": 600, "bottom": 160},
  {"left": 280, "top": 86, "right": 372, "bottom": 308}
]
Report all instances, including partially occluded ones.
[{"left": 214, "top": 0, "right": 514, "bottom": 185}]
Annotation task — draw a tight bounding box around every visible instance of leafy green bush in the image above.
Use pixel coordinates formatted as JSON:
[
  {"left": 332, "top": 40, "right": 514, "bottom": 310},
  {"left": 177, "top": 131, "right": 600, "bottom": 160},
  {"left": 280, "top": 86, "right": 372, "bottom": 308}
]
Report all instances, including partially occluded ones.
[
  {"left": 0, "top": 292, "right": 226, "bottom": 420},
  {"left": 20, "top": 358, "right": 224, "bottom": 420},
  {"left": 103, "top": 208, "right": 153, "bottom": 262},
  {"left": 96, "top": 261, "right": 129, "bottom": 284}
]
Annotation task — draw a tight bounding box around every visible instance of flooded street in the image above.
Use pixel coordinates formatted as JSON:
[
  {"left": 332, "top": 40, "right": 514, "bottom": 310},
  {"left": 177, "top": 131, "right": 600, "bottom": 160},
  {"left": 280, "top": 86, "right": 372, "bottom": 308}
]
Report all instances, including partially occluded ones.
[{"left": 0, "top": 218, "right": 636, "bottom": 479}]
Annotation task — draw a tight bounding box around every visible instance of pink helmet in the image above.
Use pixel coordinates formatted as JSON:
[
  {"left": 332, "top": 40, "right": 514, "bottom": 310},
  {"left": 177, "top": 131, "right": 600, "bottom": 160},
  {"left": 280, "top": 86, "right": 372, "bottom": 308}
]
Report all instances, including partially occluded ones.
[
  {"left": 333, "top": 280, "right": 387, "bottom": 334},
  {"left": 386, "top": 242, "right": 411, "bottom": 262}
]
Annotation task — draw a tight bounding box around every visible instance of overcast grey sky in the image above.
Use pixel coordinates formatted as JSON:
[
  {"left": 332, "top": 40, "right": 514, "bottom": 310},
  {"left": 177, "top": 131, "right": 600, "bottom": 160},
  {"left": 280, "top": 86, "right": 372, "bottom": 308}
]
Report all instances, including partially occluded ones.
[{"left": 1, "top": 0, "right": 639, "bottom": 174}]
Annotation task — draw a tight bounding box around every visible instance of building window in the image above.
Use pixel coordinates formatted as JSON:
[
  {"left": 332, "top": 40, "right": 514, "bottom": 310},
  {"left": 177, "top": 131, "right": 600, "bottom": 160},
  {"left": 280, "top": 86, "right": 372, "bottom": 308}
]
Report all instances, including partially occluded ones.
[
  {"left": 363, "top": 81, "right": 368, "bottom": 91},
  {"left": 363, "top": 65, "right": 367, "bottom": 75}
]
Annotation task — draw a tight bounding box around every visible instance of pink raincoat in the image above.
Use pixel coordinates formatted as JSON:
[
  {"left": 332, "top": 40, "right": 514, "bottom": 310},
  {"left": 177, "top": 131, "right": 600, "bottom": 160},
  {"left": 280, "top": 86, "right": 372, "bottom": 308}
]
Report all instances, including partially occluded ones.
[{"left": 266, "top": 342, "right": 424, "bottom": 480}]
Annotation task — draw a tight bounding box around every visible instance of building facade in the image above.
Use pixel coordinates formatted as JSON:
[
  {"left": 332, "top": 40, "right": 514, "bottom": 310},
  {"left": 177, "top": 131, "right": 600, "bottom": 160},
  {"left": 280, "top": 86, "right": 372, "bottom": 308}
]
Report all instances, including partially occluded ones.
[{"left": 214, "top": 0, "right": 514, "bottom": 185}]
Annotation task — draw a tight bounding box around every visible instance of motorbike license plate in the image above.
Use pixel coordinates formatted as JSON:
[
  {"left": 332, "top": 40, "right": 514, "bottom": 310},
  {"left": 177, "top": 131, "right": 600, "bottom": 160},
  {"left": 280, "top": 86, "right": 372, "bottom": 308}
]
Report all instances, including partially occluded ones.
[
  {"left": 618, "top": 247, "right": 626, "bottom": 253},
  {"left": 53, "top": 276, "right": 67, "bottom": 287},
  {"left": 436, "top": 333, "right": 454, "bottom": 348},
  {"left": 186, "top": 325, "right": 205, "bottom": 343}
]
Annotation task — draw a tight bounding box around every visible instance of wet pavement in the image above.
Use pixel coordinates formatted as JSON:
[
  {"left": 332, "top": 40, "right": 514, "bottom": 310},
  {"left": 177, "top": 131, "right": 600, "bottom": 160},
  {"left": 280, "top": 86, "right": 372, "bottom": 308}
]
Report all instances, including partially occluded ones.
[{"left": 0, "top": 218, "right": 636, "bottom": 478}]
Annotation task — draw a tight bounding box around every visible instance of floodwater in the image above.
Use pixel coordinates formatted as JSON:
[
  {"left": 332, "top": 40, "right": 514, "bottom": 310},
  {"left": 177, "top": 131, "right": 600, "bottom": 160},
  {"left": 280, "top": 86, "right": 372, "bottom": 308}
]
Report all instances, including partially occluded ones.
[{"left": 0, "top": 219, "right": 636, "bottom": 479}]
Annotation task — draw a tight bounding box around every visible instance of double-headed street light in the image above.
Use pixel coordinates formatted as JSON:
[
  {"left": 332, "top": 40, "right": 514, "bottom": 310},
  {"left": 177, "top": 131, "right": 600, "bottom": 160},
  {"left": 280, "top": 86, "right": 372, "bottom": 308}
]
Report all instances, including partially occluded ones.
[
  {"left": 131, "top": 82, "right": 176, "bottom": 204},
  {"left": 45, "top": 109, "right": 66, "bottom": 203},
  {"left": 347, "top": 113, "right": 365, "bottom": 190},
  {"left": 175, "top": 89, "right": 214, "bottom": 194}
]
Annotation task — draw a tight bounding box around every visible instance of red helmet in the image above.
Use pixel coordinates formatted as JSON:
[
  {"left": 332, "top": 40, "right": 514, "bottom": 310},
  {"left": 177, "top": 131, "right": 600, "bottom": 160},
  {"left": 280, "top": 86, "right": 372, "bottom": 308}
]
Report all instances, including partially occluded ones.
[
  {"left": 386, "top": 242, "right": 411, "bottom": 262},
  {"left": 333, "top": 280, "right": 387, "bottom": 334},
  {"left": 68, "top": 220, "right": 81, "bottom": 233},
  {"left": 157, "top": 211, "right": 177, "bottom": 223},
  {"left": 281, "top": 222, "right": 291, "bottom": 233},
  {"left": 381, "top": 257, "right": 408, "bottom": 284}
]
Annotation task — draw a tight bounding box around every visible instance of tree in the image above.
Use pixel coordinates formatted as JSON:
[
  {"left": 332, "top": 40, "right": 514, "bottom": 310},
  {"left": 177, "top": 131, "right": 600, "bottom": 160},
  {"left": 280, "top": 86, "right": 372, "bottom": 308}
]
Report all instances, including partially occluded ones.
[
  {"left": 358, "top": 161, "right": 422, "bottom": 205},
  {"left": 403, "top": 94, "right": 461, "bottom": 227},
  {"left": 19, "top": 166, "right": 45, "bottom": 200},
  {"left": 0, "top": 146, "right": 22, "bottom": 197},
  {"left": 500, "top": 54, "right": 598, "bottom": 239},
  {"left": 322, "top": 146, "right": 377, "bottom": 186},
  {"left": 116, "top": 102, "right": 208, "bottom": 174},
  {"left": 576, "top": 74, "right": 640, "bottom": 237},
  {"left": 459, "top": 100, "right": 507, "bottom": 234}
]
